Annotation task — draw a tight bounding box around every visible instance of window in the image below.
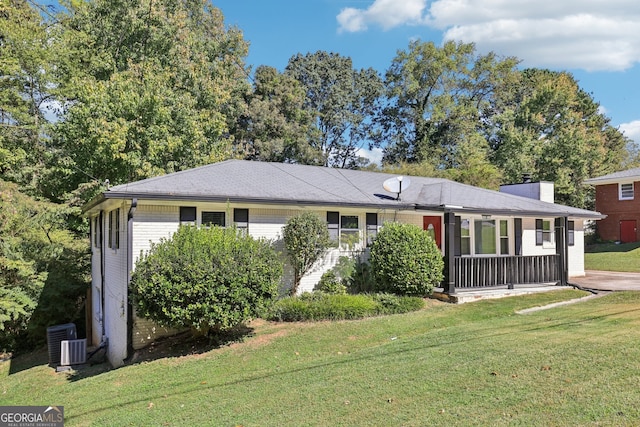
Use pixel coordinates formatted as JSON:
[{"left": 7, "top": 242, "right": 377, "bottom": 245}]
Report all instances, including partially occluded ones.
[
  {"left": 108, "top": 212, "right": 112, "bottom": 248},
  {"left": 535, "top": 219, "right": 553, "bottom": 246},
  {"left": 327, "top": 212, "right": 339, "bottom": 243},
  {"left": 620, "top": 183, "right": 634, "bottom": 200},
  {"left": 202, "top": 211, "right": 225, "bottom": 227},
  {"left": 234, "top": 208, "right": 249, "bottom": 234},
  {"left": 327, "top": 211, "right": 360, "bottom": 249},
  {"left": 180, "top": 206, "right": 196, "bottom": 225},
  {"left": 115, "top": 209, "right": 120, "bottom": 249},
  {"left": 340, "top": 215, "right": 359, "bottom": 249},
  {"left": 568, "top": 221, "right": 575, "bottom": 246},
  {"left": 474, "top": 219, "right": 496, "bottom": 255},
  {"left": 366, "top": 213, "right": 378, "bottom": 246},
  {"left": 460, "top": 219, "right": 471, "bottom": 255},
  {"left": 108, "top": 209, "right": 120, "bottom": 249},
  {"left": 500, "top": 220, "right": 509, "bottom": 255},
  {"left": 93, "top": 217, "right": 99, "bottom": 248}
]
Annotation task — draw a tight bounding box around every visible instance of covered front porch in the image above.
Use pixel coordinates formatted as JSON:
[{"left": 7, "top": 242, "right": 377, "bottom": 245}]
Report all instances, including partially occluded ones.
[{"left": 438, "top": 212, "right": 572, "bottom": 295}]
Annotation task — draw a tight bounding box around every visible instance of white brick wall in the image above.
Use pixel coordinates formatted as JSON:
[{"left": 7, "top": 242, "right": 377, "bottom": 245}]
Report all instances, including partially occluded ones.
[
  {"left": 103, "top": 205, "right": 129, "bottom": 366},
  {"left": 568, "top": 220, "right": 586, "bottom": 277}
]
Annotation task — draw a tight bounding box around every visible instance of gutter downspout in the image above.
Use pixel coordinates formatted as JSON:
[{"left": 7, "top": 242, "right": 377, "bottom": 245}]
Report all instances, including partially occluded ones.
[
  {"left": 125, "top": 199, "right": 138, "bottom": 361},
  {"left": 88, "top": 211, "right": 110, "bottom": 361},
  {"left": 99, "top": 211, "right": 106, "bottom": 339}
]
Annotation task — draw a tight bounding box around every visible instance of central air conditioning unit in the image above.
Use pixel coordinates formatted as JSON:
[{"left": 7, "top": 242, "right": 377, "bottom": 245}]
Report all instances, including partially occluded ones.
[
  {"left": 47, "top": 323, "right": 77, "bottom": 367},
  {"left": 60, "top": 339, "right": 87, "bottom": 366}
]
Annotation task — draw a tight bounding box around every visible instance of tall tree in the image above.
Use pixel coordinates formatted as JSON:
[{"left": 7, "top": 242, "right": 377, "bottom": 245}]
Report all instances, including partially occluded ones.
[
  {"left": 51, "top": 0, "right": 250, "bottom": 200},
  {"left": 0, "top": 179, "right": 88, "bottom": 351},
  {"left": 491, "top": 69, "right": 629, "bottom": 208},
  {"left": 378, "top": 40, "right": 518, "bottom": 187},
  {"left": 234, "top": 66, "right": 319, "bottom": 164},
  {"left": 0, "top": 0, "right": 56, "bottom": 195},
  {"left": 285, "top": 51, "right": 383, "bottom": 168}
]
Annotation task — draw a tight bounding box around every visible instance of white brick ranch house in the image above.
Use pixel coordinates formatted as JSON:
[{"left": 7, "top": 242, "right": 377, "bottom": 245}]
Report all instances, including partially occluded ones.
[{"left": 82, "top": 160, "right": 603, "bottom": 366}]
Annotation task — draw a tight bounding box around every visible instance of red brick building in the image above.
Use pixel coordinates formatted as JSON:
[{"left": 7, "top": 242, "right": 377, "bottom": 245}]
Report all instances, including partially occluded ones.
[{"left": 585, "top": 167, "right": 640, "bottom": 243}]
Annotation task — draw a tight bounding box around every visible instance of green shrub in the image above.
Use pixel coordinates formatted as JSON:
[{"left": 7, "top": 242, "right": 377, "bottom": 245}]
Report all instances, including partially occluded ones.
[
  {"left": 370, "top": 222, "right": 444, "bottom": 296},
  {"left": 315, "top": 271, "right": 347, "bottom": 295},
  {"left": 348, "top": 258, "right": 376, "bottom": 293},
  {"left": 269, "top": 293, "right": 424, "bottom": 322},
  {"left": 130, "top": 225, "right": 282, "bottom": 334},
  {"left": 283, "top": 212, "right": 330, "bottom": 295},
  {"left": 371, "top": 293, "right": 425, "bottom": 314}
]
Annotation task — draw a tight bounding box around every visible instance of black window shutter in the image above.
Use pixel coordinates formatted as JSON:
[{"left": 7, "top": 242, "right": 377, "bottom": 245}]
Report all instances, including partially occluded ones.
[
  {"left": 535, "top": 219, "right": 543, "bottom": 246},
  {"left": 327, "top": 211, "right": 339, "bottom": 225},
  {"left": 180, "top": 206, "right": 196, "bottom": 222},
  {"left": 515, "top": 218, "right": 523, "bottom": 254},
  {"left": 234, "top": 208, "right": 249, "bottom": 223}
]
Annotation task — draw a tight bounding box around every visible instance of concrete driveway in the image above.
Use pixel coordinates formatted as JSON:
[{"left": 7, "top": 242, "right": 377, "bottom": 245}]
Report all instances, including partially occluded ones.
[{"left": 570, "top": 270, "right": 640, "bottom": 291}]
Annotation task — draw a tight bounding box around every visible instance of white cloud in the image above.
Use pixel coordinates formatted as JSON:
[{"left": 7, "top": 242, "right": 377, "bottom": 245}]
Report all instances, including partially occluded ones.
[
  {"left": 337, "top": 0, "right": 427, "bottom": 33},
  {"left": 619, "top": 120, "right": 640, "bottom": 143},
  {"left": 356, "top": 147, "right": 384, "bottom": 165},
  {"left": 337, "top": 0, "right": 640, "bottom": 71}
]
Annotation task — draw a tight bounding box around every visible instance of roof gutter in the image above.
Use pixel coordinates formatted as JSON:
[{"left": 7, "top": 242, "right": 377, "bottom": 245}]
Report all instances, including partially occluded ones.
[
  {"left": 415, "top": 204, "right": 606, "bottom": 220},
  {"left": 83, "top": 191, "right": 605, "bottom": 220},
  {"left": 84, "top": 191, "right": 418, "bottom": 211}
]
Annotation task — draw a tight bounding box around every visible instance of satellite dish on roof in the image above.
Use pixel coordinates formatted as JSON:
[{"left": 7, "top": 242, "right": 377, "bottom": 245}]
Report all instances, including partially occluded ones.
[{"left": 383, "top": 176, "right": 411, "bottom": 200}]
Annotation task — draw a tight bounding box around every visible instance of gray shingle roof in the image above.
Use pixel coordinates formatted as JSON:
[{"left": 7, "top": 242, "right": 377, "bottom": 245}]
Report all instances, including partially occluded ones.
[
  {"left": 86, "top": 160, "right": 603, "bottom": 218},
  {"left": 584, "top": 167, "right": 640, "bottom": 185}
]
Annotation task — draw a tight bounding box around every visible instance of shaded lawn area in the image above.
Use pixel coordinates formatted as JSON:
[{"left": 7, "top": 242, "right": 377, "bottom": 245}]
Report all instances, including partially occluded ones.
[
  {"left": 585, "top": 242, "right": 640, "bottom": 272},
  {"left": 3, "top": 290, "right": 640, "bottom": 426}
]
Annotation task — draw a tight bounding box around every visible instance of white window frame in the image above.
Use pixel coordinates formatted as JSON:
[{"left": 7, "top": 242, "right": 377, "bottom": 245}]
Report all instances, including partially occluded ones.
[
  {"left": 460, "top": 216, "right": 511, "bottom": 257},
  {"left": 108, "top": 208, "right": 120, "bottom": 250},
  {"left": 619, "top": 183, "right": 634, "bottom": 200},
  {"left": 202, "top": 211, "right": 226, "bottom": 228},
  {"left": 474, "top": 219, "right": 497, "bottom": 255},
  {"left": 327, "top": 211, "right": 363, "bottom": 250},
  {"left": 535, "top": 219, "right": 554, "bottom": 248},
  {"left": 499, "top": 219, "right": 509, "bottom": 255}
]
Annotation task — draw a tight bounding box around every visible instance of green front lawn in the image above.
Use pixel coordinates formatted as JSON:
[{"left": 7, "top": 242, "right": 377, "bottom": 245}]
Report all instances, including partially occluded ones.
[
  {"left": 4, "top": 289, "right": 640, "bottom": 426},
  {"left": 585, "top": 241, "right": 640, "bottom": 272}
]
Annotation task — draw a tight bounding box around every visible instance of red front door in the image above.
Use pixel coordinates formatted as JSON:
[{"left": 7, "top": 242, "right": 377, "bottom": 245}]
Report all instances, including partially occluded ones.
[
  {"left": 423, "top": 216, "right": 442, "bottom": 248},
  {"left": 620, "top": 220, "right": 637, "bottom": 243}
]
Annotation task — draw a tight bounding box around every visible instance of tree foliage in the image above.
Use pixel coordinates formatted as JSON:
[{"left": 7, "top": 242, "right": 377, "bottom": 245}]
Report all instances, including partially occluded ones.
[
  {"left": 282, "top": 212, "right": 331, "bottom": 295},
  {"left": 51, "top": 0, "right": 250, "bottom": 198},
  {"left": 490, "top": 69, "right": 630, "bottom": 208},
  {"left": 130, "top": 226, "right": 282, "bottom": 334},
  {"left": 285, "top": 51, "right": 383, "bottom": 168},
  {"left": 0, "top": 0, "right": 56, "bottom": 195},
  {"left": 379, "top": 40, "right": 518, "bottom": 188},
  {"left": 235, "top": 66, "right": 318, "bottom": 163},
  {"left": 370, "top": 222, "right": 443, "bottom": 296},
  {"left": 0, "top": 179, "right": 88, "bottom": 351}
]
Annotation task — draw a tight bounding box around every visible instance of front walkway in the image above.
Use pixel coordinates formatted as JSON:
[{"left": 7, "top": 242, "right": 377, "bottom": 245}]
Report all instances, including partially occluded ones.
[{"left": 570, "top": 270, "right": 640, "bottom": 291}]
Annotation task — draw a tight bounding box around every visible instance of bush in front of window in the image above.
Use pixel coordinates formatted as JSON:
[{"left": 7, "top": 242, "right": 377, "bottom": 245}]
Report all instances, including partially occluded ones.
[
  {"left": 315, "top": 271, "right": 348, "bottom": 295},
  {"left": 130, "top": 225, "right": 283, "bottom": 336},
  {"left": 283, "top": 212, "right": 331, "bottom": 295},
  {"left": 370, "top": 222, "right": 444, "bottom": 296}
]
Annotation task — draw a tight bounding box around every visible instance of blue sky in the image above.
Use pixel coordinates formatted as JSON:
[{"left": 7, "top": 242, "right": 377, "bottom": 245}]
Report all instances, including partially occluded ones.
[{"left": 214, "top": 0, "right": 640, "bottom": 152}]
